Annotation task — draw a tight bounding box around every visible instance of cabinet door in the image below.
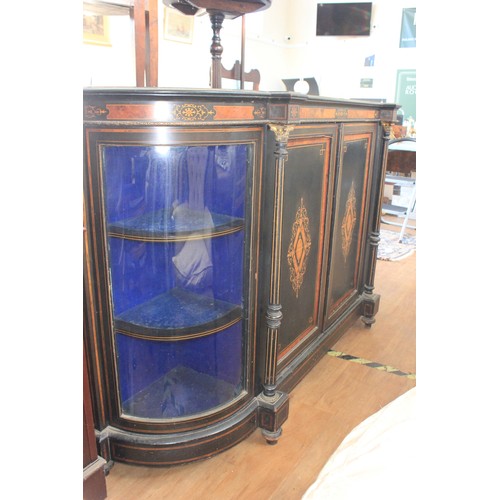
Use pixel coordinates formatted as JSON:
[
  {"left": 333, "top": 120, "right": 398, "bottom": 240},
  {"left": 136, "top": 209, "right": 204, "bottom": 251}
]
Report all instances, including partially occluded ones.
[
  {"left": 84, "top": 126, "right": 263, "bottom": 431},
  {"left": 324, "top": 124, "right": 377, "bottom": 328},
  {"left": 276, "top": 128, "right": 337, "bottom": 370}
]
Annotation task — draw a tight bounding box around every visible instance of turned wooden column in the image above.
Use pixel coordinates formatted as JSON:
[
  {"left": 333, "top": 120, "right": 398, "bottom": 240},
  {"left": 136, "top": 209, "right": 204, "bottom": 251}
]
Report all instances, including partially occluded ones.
[{"left": 209, "top": 11, "right": 225, "bottom": 88}]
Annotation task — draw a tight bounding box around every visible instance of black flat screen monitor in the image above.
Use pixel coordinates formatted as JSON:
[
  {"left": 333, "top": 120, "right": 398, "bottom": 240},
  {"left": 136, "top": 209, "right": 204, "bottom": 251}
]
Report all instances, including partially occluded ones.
[{"left": 316, "top": 3, "right": 372, "bottom": 36}]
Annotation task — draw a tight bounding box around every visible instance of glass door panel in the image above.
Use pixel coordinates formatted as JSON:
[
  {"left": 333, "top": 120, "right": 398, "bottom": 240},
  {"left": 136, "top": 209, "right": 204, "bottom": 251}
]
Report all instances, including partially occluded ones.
[
  {"left": 100, "top": 143, "right": 252, "bottom": 419},
  {"left": 115, "top": 322, "right": 243, "bottom": 418}
]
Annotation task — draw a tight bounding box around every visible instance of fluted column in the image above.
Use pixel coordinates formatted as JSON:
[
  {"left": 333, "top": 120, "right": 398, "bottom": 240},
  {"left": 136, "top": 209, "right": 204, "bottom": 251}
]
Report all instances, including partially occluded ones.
[
  {"left": 256, "top": 124, "right": 294, "bottom": 445},
  {"left": 262, "top": 124, "right": 294, "bottom": 397}
]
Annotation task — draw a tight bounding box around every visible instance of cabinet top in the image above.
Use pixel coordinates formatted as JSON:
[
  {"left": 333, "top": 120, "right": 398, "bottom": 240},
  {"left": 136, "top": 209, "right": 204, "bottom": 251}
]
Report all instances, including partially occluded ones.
[{"left": 83, "top": 87, "right": 399, "bottom": 125}]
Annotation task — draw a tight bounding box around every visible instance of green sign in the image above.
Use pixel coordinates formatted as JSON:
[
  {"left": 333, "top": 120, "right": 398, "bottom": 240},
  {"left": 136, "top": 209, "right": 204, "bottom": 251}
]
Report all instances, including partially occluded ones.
[{"left": 395, "top": 70, "right": 416, "bottom": 121}]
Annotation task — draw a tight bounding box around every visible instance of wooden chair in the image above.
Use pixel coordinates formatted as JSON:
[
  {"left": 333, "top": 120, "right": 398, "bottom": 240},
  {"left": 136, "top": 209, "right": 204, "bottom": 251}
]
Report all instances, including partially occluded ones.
[
  {"left": 210, "top": 59, "right": 261, "bottom": 90},
  {"left": 132, "top": 0, "right": 158, "bottom": 87}
]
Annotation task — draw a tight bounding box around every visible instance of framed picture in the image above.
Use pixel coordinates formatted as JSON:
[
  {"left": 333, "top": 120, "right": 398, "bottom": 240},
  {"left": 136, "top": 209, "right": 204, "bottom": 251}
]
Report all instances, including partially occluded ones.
[
  {"left": 163, "top": 7, "right": 194, "bottom": 44},
  {"left": 364, "top": 54, "right": 375, "bottom": 67},
  {"left": 83, "top": 14, "right": 111, "bottom": 46},
  {"left": 360, "top": 78, "right": 373, "bottom": 89}
]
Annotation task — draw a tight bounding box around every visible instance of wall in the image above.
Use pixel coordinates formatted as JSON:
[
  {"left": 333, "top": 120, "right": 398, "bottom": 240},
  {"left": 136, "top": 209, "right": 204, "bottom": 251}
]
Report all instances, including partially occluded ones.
[
  {"left": 284, "top": 0, "right": 417, "bottom": 101},
  {"left": 83, "top": 0, "right": 416, "bottom": 103}
]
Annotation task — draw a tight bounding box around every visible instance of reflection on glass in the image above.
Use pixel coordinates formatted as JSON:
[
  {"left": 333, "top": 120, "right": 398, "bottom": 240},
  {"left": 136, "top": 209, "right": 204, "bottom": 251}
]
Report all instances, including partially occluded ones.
[
  {"left": 172, "top": 147, "right": 214, "bottom": 294},
  {"left": 101, "top": 144, "right": 251, "bottom": 419}
]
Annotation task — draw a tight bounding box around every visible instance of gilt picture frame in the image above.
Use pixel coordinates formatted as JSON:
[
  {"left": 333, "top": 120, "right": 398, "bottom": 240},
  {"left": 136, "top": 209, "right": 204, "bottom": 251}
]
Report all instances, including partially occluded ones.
[{"left": 83, "top": 14, "right": 111, "bottom": 46}]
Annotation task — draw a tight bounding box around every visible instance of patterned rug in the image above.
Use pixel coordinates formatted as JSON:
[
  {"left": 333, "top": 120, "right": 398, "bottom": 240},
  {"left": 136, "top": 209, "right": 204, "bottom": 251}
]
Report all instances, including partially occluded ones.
[{"left": 377, "top": 229, "right": 416, "bottom": 261}]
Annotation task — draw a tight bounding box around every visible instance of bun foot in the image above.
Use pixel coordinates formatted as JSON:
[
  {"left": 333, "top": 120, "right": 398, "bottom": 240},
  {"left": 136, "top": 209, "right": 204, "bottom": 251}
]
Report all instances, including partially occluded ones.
[{"left": 262, "top": 427, "right": 282, "bottom": 445}]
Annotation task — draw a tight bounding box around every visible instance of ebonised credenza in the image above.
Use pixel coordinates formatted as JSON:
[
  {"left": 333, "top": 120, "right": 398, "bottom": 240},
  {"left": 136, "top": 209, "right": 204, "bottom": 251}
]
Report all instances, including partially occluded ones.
[{"left": 83, "top": 88, "right": 398, "bottom": 467}]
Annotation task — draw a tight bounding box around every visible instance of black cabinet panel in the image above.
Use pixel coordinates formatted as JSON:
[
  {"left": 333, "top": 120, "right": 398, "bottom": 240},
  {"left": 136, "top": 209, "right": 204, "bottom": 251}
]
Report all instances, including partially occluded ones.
[
  {"left": 326, "top": 128, "right": 375, "bottom": 325},
  {"left": 278, "top": 137, "right": 330, "bottom": 361}
]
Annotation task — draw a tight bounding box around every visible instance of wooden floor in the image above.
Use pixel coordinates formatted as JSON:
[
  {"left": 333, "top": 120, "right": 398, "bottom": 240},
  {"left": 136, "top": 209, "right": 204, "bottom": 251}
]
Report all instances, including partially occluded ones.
[{"left": 103, "top": 221, "right": 416, "bottom": 500}]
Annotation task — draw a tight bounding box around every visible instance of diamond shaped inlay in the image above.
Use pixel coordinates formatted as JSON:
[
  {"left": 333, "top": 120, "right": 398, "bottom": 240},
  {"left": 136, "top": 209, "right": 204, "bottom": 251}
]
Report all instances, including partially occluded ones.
[
  {"left": 287, "top": 198, "right": 312, "bottom": 298},
  {"left": 341, "top": 181, "right": 357, "bottom": 262}
]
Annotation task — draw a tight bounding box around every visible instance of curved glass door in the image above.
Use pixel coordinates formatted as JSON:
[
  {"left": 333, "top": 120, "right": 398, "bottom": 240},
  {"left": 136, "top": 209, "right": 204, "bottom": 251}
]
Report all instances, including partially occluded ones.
[{"left": 101, "top": 143, "right": 251, "bottom": 419}]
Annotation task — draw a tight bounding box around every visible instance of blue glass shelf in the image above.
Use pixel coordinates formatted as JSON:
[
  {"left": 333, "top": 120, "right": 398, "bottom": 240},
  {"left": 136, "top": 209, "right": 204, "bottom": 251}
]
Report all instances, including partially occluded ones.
[{"left": 114, "top": 287, "right": 242, "bottom": 340}]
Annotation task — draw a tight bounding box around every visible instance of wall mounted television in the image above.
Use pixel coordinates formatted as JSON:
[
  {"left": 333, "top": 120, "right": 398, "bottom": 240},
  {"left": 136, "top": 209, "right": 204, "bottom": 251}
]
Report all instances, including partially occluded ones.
[{"left": 316, "top": 3, "right": 372, "bottom": 37}]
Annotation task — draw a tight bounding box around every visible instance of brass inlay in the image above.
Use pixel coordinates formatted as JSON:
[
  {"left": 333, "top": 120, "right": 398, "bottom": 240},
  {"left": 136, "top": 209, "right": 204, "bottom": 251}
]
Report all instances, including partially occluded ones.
[
  {"left": 287, "top": 198, "right": 312, "bottom": 298},
  {"left": 341, "top": 181, "right": 357, "bottom": 262},
  {"left": 253, "top": 106, "right": 266, "bottom": 119},
  {"left": 84, "top": 105, "right": 108, "bottom": 119},
  {"left": 107, "top": 223, "right": 243, "bottom": 242},
  {"left": 289, "top": 105, "right": 299, "bottom": 119},
  {"left": 173, "top": 103, "right": 215, "bottom": 121},
  {"left": 336, "top": 108, "right": 349, "bottom": 119},
  {"left": 115, "top": 316, "right": 241, "bottom": 342}
]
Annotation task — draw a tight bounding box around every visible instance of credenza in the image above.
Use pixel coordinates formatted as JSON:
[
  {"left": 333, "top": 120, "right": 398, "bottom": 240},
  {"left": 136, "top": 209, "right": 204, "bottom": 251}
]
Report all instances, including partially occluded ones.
[{"left": 83, "top": 88, "right": 398, "bottom": 466}]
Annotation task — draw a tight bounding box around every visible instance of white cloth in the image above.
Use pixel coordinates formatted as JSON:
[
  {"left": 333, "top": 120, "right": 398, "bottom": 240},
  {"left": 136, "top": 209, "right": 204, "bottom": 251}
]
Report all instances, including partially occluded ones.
[
  {"left": 171, "top": 203, "right": 214, "bottom": 289},
  {"left": 302, "top": 388, "right": 417, "bottom": 499}
]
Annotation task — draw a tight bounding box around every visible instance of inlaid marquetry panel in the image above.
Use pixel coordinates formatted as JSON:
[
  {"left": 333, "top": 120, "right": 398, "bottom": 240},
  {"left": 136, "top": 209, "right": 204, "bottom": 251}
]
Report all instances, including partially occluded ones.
[
  {"left": 325, "top": 127, "right": 375, "bottom": 325},
  {"left": 341, "top": 181, "right": 357, "bottom": 262},
  {"left": 83, "top": 97, "right": 394, "bottom": 125},
  {"left": 84, "top": 102, "right": 269, "bottom": 123},
  {"left": 277, "top": 136, "right": 331, "bottom": 362},
  {"left": 287, "top": 198, "right": 312, "bottom": 298}
]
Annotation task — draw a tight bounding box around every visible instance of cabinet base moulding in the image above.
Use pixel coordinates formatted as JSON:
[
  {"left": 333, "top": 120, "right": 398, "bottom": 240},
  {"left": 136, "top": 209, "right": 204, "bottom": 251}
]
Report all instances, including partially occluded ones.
[{"left": 96, "top": 402, "right": 259, "bottom": 466}]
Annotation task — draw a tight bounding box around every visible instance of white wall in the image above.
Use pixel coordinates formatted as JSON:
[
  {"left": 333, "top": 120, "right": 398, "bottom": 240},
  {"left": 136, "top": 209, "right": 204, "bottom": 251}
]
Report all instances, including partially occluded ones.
[
  {"left": 83, "top": 0, "right": 416, "bottom": 102},
  {"left": 83, "top": 13, "right": 136, "bottom": 86},
  {"left": 264, "top": 0, "right": 417, "bottom": 100}
]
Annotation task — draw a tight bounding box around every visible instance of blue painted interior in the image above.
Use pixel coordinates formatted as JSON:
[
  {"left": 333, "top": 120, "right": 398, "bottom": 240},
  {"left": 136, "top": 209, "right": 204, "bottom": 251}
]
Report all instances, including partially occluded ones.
[{"left": 101, "top": 143, "right": 251, "bottom": 419}]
